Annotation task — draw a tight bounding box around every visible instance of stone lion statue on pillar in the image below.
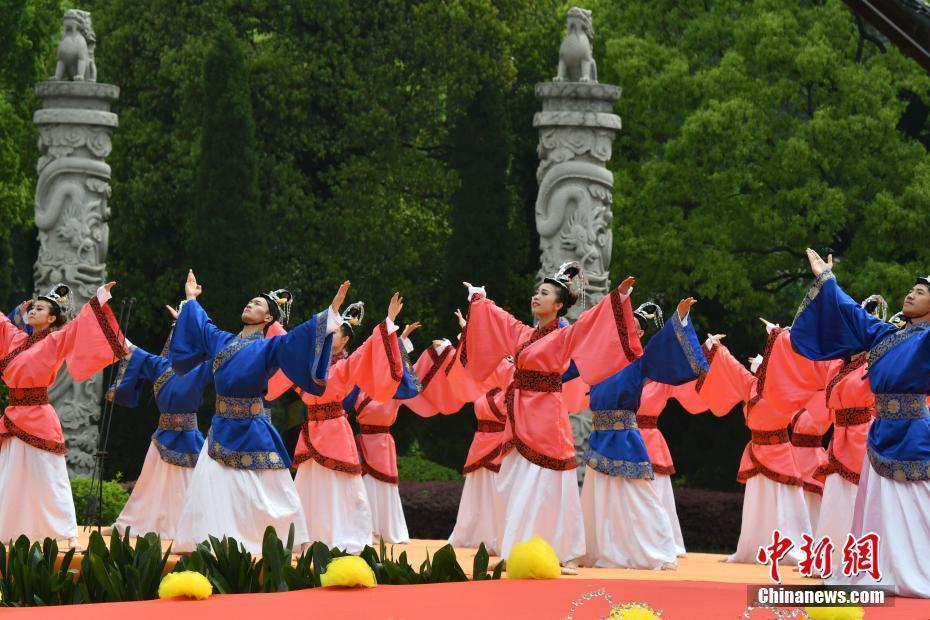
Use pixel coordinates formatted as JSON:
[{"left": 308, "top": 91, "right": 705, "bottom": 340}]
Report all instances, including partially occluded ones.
[
  {"left": 555, "top": 7, "right": 597, "bottom": 83},
  {"left": 50, "top": 9, "right": 97, "bottom": 83}
]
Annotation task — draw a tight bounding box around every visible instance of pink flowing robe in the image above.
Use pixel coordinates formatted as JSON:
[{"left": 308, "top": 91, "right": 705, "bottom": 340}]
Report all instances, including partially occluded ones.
[
  {"left": 818, "top": 357, "right": 873, "bottom": 485},
  {"left": 460, "top": 289, "right": 642, "bottom": 470},
  {"left": 636, "top": 380, "right": 711, "bottom": 475},
  {"left": 404, "top": 343, "right": 465, "bottom": 418},
  {"left": 0, "top": 297, "right": 125, "bottom": 453},
  {"left": 293, "top": 322, "right": 402, "bottom": 474},
  {"left": 697, "top": 330, "right": 803, "bottom": 486}
]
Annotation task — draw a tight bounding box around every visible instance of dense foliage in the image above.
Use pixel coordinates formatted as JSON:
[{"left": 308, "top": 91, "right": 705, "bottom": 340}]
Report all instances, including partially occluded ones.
[{"left": 1, "top": 0, "right": 928, "bottom": 487}]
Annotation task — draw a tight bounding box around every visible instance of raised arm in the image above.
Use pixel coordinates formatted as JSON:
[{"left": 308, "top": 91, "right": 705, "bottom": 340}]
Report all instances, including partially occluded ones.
[
  {"left": 458, "top": 284, "right": 535, "bottom": 381},
  {"left": 639, "top": 298, "right": 709, "bottom": 385},
  {"left": 695, "top": 337, "right": 756, "bottom": 416},
  {"left": 791, "top": 249, "right": 895, "bottom": 360},
  {"left": 57, "top": 283, "right": 127, "bottom": 381},
  {"left": 552, "top": 276, "right": 643, "bottom": 385},
  {"left": 168, "top": 271, "right": 231, "bottom": 373},
  {"left": 760, "top": 323, "right": 839, "bottom": 414}
]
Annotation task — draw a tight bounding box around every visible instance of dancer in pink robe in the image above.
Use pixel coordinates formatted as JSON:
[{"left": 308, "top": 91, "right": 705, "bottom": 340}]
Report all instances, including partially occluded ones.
[
  {"left": 0, "top": 283, "right": 126, "bottom": 547},
  {"left": 459, "top": 263, "right": 642, "bottom": 564},
  {"left": 348, "top": 322, "right": 424, "bottom": 544},
  {"left": 291, "top": 297, "right": 406, "bottom": 553},
  {"left": 697, "top": 326, "right": 812, "bottom": 563}
]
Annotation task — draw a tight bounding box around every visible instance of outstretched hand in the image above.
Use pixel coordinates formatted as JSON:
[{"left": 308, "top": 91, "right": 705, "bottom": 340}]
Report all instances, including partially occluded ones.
[
  {"left": 185, "top": 270, "right": 201, "bottom": 300},
  {"left": 166, "top": 305, "right": 179, "bottom": 320},
  {"left": 402, "top": 321, "right": 422, "bottom": 339},
  {"left": 677, "top": 297, "right": 696, "bottom": 320},
  {"left": 387, "top": 292, "right": 404, "bottom": 323},
  {"left": 707, "top": 333, "right": 726, "bottom": 347},
  {"left": 617, "top": 276, "right": 635, "bottom": 295},
  {"left": 454, "top": 308, "right": 467, "bottom": 329},
  {"left": 806, "top": 248, "right": 833, "bottom": 278},
  {"left": 19, "top": 299, "right": 32, "bottom": 316},
  {"left": 331, "top": 281, "right": 351, "bottom": 314},
  {"left": 758, "top": 317, "right": 780, "bottom": 333}
]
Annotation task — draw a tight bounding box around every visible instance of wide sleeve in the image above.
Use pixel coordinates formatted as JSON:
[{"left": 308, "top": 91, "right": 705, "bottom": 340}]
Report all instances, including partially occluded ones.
[
  {"left": 561, "top": 360, "right": 590, "bottom": 413},
  {"left": 695, "top": 343, "right": 755, "bottom": 416},
  {"left": 640, "top": 312, "right": 709, "bottom": 386},
  {"left": 169, "top": 300, "right": 231, "bottom": 374},
  {"left": 406, "top": 346, "right": 467, "bottom": 417},
  {"left": 791, "top": 270, "right": 896, "bottom": 360},
  {"left": 58, "top": 295, "right": 127, "bottom": 381},
  {"left": 0, "top": 312, "right": 28, "bottom": 356},
  {"left": 7, "top": 306, "right": 30, "bottom": 334},
  {"left": 550, "top": 288, "right": 644, "bottom": 385},
  {"left": 326, "top": 321, "right": 402, "bottom": 402},
  {"left": 459, "top": 294, "right": 535, "bottom": 381},
  {"left": 265, "top": 309, "right": 335, "bottom": 396},
  {"left": 105, "top": 345, "right": 165, "bottom": 408},
  {"left": 761, "top": 329, "right": 838, "bottom": 415},
  {"left": 671, "top": 380, "right": 711, "bottom": 414}
]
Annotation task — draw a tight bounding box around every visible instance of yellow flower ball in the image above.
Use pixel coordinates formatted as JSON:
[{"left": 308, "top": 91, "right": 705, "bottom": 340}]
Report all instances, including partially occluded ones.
[
  {"left": 608, "top": 603, "right": 662, "bottom": 620},
  {"left": 506, "top": 536, "right": 560, "bottom": 580},
  {"left": 320, "top": 555, "right": 377, "bottom": 588},
  {"left": 803, "top": 606, "right": 865, "bottom": 620},
  {"left": 158, "top": 571, "right": 213, "bottom": 600}
]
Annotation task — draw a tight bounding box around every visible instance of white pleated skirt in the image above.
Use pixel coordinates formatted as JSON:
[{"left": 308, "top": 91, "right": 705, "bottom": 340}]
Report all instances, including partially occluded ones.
[
  {"left": 804, "top": 489, "right": 822, "bottom": 535},
  {"left": 814, "top": 474, "right": 858, "bottom": 567},
  {"left": 580, "top": 467, "right": 677, "bottom": 569},
  {"left": 495, "top": 452, "right": 584, "bottom": 563},
  {"left": 113, "top": 443, "right": 193, "bottom": 540},
  {"left": 173, "top": 443, "right": 309, "bottom": 554},
  {"left": 727, "top": 475, "right": 811, "bottom": 564},
  {"left": 449, "top": 468, "right": 504, "bottom": 553},
  {"left": 827, "top": 460, "right": 930, "bottom": 597},
  {"left": 363, "top": 474, "right": 409, "bottom": 544},
  {"left": 294, "top": 459, "right": 372, "bottom": 554},
  {"left": 652, "top": 473, "right": 686, "bottom": 556},
  {"left": 0, "top": 437, "right": 77, "bottom": 542}
]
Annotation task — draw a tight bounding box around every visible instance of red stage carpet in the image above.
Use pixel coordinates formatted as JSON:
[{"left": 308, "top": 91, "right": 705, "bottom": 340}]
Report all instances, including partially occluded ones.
[{"left": 8, "top": 578, "right": 930, "bottom": 619}]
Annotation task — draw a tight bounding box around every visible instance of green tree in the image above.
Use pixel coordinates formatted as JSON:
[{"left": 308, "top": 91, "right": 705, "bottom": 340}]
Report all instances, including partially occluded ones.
[{"left": 189, "top": 22, "right": 262, "bottom": 328}]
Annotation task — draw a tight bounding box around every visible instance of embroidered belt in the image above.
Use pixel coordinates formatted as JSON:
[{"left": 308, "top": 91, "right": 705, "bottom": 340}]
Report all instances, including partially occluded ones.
[
  {"left": 635, "top": 415, "right": 658, "bottom": 429},
  {"left": 7, "top": 387, "right": 49, "bottom": 406},
  {"left": 835, "top": 407, "right": 872, "bottom": 427},
  {"left": 215, "top": 395, "right": 268, "bottom": 419},
  {"left": 873, "top": 393, "right": 929, "bottom": 421},
  {"left": 791, "top": 433, "right": 823, "bottom": 448},
  {"left": 358, "top": 424, "right": 391, "bottom": 434},
  {"left": 158, "top": 413, "right": 198, "bottom": 432},
  {"left": 751, "top": 428, "right": 789, "bottom": 445},
  {"left": 512, "top": 369, "right": 562, "bottom": 393},
  {"left": 476, "top": 420, "right": 506, "bottom": 433},
  {"left": 306, "top": 401, "right": 344, "bottom": 421},
  {"left": 592, "top": 409, "right": 638, "bottom": 431}
]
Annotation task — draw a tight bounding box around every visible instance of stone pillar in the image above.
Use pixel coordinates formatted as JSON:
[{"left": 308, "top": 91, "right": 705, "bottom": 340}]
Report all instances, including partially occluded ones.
[
  {"left": 534, "top": 7, "right": 620, "bottom": 481},
  {"left": 33, "top": 9, "right": 118, "bottom": 476}
]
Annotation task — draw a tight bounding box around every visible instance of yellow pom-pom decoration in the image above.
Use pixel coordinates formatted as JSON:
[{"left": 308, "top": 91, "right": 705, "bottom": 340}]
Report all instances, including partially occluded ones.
[
  {"left": 158, "top": 571, "right": 213, "bottom": 600},
  {"left": 320, "top": 556, "right": 377, "bottom": 588},
  {"left": 608, "top": 603, "right": 663, "bottom": 620},
  {"left": 803, "top": 606, "right": 865, "bottom": 620},
  {"left": 506, "top": 536, "right": 560, "bottom": 580}
]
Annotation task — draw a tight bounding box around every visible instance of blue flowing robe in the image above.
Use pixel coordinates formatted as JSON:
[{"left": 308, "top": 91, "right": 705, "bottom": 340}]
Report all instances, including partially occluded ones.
[
  {"left": 585, "top": 311, "right": 709, "bottom": 479},
  {"left": 792, "top": 270, "right": 930, "bottom": 482},
  {"left": 168, "top": 300, "right": 333, "bottom": 470},
  {"left": 107, "top": 334, "right": 211, "bottom": 467}
]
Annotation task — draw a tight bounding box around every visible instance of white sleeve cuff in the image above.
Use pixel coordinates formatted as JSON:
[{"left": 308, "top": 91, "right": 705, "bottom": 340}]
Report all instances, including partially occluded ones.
[
  {"left": 467, "top": 286, "right": 486, "bottom": 301},
  {"left": 765, "top": 322, "right": 779, "bottom": 334},
  {"left": 123, "top": 337, "right": 135, "bottom": 352},
  {"left": 326, "top": 307, "right": 342, "bottom": 334},
  {"left": 434, "top": 339, "right": 451, "bottom": 353},
  {"left": 96, "top": 285, "right": 112, "bottom": 305},
  {"left": 704, "top": 336, "right": 714, "bottom": 351},
  {"left": 401, "top": 337, "right": 414, "bottom": 354},
  {"left": 749, "top": 354, "right": 764, "bottom": 374},
  {"left": 679, "top": 312, "right": 689, "bottom": 327},
  {"left": 384, "top": 317, "right": 399, "bottom": 335}
]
